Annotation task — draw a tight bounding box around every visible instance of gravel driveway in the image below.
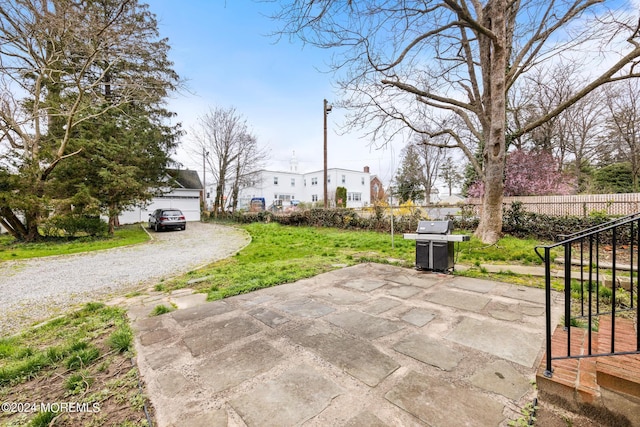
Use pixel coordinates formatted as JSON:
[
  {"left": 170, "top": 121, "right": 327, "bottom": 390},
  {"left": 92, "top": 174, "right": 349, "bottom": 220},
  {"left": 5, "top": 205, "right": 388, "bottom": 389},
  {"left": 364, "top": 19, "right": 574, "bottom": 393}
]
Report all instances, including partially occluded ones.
[{"left": 0, "top": 222, "right": 250, "bottom": 335}]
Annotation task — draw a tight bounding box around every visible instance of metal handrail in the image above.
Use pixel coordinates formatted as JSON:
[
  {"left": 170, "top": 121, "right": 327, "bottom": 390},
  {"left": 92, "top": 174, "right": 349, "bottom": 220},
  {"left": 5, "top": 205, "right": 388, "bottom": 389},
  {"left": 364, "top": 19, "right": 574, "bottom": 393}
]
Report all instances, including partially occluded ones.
[{"left": 535, "top": 213, "right": 640, "bottom": 378}]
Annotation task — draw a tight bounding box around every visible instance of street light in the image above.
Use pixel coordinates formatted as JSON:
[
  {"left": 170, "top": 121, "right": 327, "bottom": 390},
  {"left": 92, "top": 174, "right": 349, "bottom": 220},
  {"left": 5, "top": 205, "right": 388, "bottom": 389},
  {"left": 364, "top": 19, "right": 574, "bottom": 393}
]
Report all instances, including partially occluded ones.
[{"left": 323, "top": 99, "right": 332, "bottom": 209}]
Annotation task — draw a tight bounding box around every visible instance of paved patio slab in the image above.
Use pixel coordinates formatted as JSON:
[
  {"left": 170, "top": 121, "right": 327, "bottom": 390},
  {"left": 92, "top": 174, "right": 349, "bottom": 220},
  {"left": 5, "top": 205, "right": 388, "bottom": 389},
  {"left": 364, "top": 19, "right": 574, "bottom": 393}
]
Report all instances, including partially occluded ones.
[
  {"left": 362, "top": 297, "right": 401, "bottom": 315},
  {"left": 229, "top": 365, "right": 342, "bottom": 427},
  {"left": 182, "top": 316, "right": 262, "bottom": 357},
  {"left": 326, "top": 310, "right": 404, "bottom": 339},
  {"left": 130, "top": 263, "right": 564, "bottom": 427},
  {"left": 285, "top": 324, "right": 400, "bottom": 386},
  {"left": 447, "top": 317, "right": 544, "bottom": 367},
  {"left": 393, "top": 334, "right": 464, "bottom": 371},
  {"left": 470, "top": 360, "right": 532, "bottom": 400},
  {"left": 196, "top": 340, "right": 283, "bottom": 393},
  {"left": 385, "top": 371, "right": 506, "bottom": 427},
  {"left": 425, "top": 289, "right": 491, "bottom": 312},
  {"left": 171, "top": 301, "right": 233, "bottom": 326}
]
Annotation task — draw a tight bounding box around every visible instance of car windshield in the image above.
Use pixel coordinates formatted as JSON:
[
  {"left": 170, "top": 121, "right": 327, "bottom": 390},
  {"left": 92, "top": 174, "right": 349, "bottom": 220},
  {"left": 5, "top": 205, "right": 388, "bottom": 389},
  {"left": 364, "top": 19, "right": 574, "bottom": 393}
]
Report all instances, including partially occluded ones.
[{"left": 162, "top": 210, "right": 182, "bottom": 216}]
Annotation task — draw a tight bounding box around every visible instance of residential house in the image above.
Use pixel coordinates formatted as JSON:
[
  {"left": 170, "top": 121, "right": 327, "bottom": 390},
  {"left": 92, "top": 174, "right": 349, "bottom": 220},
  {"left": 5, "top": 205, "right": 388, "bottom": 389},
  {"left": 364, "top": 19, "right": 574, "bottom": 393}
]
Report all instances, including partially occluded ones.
[{"left": 238, "top": 154, "right": 372, "bottom": 209}]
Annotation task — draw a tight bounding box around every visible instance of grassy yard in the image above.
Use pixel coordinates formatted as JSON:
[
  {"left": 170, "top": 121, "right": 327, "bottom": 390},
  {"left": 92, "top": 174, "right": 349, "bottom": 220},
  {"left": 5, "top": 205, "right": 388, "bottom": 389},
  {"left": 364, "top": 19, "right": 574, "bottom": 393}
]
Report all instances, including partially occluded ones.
[
  {"left": 0, "top": 225, "right": 150, "bottom": 262},
  {"left": 160, "top": 222, "right": 557, "bottom": 299}
]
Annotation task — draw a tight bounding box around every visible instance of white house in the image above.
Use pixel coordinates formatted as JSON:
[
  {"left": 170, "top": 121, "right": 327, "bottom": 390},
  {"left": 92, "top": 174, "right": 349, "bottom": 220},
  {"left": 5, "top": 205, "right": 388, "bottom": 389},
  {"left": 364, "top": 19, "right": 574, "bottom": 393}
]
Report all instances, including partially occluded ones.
[
  {"left": 118, "top": 169, "right": 202, "bottom": 224},
  {"left": 238, "top": 153, "right": 372, "bottom": 209}
]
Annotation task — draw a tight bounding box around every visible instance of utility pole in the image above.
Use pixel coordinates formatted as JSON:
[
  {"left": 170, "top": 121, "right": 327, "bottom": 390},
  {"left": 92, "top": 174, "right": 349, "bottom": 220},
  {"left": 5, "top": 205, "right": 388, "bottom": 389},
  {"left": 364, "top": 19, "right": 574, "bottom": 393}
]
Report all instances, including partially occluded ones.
[
  {"left": 202, "top": 148, "right": 208, "bottom": 211},
  {"left": 323, "top": 99, "right": 332, "bottom": 209}
]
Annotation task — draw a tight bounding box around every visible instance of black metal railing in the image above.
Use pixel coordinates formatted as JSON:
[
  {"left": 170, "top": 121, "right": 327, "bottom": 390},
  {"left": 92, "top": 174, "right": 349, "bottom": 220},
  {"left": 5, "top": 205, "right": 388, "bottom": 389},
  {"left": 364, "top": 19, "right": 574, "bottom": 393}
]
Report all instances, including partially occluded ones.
[{"left": 535, "top": 213, "right": 640, "bottom": 378}]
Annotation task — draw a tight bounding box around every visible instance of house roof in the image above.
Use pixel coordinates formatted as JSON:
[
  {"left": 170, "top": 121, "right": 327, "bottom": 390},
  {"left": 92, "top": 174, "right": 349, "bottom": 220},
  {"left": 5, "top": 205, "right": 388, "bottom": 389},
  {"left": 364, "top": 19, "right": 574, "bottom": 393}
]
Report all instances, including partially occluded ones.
[{"left": 167, "top": 169, "right": 202, "bottom": 189}]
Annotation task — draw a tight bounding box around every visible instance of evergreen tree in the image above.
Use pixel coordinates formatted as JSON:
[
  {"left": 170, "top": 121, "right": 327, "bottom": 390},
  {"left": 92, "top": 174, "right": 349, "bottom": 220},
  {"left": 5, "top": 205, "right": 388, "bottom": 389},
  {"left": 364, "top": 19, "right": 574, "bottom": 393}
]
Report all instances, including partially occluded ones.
[
  {"left": 439, "top": 157, "right": 463, "bottom": 197},
  {"left": 394, "top": 144, "right": 424, "bottom": 203},
  {"left": 0, "top": 0, "right": 179, "bottom": 240}
]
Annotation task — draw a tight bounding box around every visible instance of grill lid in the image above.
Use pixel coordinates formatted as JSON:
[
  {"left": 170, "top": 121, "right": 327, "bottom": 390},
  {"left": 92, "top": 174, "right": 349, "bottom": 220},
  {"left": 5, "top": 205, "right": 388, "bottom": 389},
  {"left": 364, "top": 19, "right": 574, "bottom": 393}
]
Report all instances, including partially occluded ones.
[{"left": 416, "top": 220, "right": 453, "bottom": 234}]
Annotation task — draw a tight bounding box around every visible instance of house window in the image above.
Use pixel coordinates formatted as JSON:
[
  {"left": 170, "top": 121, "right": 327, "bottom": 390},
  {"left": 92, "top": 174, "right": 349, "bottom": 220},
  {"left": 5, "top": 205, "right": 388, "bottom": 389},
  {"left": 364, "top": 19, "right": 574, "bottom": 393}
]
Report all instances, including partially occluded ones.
[
  {"left": 274, "top": 176, "right": 279, "bottom": 185},
  {"left": 341, "top": 174, "right": 346, "bottom": 184},
  {"left": 348, "top": 192, "right": 362, "bottom": 201},
  {"left": 291, "top": 178, "right": 295, "bottom": 186},
  {"left": 361, "top": 177, "right": 365, "bottom": 185},
  {"left": 312, "top": 194, "right": 318, "bottom": 202},
  {"left": 311, "top": 177, "right": 318, "bottom": 185},
  {"left": 328, "top": 176, "right": 331, "bottom": 184},
  {"left": 304, "top": 179, "right": 307, "bottom": 186}
]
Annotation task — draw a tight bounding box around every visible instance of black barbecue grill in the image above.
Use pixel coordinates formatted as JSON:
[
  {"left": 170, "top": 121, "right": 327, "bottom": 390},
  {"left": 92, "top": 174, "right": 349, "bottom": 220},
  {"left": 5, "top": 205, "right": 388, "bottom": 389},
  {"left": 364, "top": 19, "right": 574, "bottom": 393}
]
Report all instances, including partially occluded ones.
[{"left": 403, "top": 220, "right": 470, "bottom": 272}]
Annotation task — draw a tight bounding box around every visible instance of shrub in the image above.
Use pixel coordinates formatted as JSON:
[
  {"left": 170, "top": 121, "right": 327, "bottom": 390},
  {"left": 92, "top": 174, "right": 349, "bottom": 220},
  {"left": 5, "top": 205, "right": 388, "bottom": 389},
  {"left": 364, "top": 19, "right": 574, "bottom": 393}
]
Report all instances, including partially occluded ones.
[
  {"left": 493, "top": 201, "right": 618, "bottom": 242},
  {"left": 43, "top": 214, "right": 108, "bottom": 237},
  {"left": 336, "top": 187, "right": 347, "bottom": 208}
]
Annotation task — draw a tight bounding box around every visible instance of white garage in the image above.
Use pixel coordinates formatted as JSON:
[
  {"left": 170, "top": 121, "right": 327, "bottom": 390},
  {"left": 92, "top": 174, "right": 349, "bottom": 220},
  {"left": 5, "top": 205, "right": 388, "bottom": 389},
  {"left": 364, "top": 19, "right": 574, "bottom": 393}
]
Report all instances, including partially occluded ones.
[{"left": 118, "top": 169, "right": 202, "bottom": 224}]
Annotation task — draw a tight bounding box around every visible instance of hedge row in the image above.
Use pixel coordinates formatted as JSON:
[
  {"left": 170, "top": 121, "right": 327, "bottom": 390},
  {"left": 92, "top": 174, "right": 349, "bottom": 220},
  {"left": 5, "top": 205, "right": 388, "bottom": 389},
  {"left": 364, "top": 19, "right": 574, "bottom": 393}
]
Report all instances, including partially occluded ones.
[
  {"left": 231, "top": 208, "right": 423, "bottom": 234},
  {"left": 228, "top": 202, "right": 632, "bottom": 244},
  {"left": 499, "top": 201, "right": 634, "bottom": 244}
]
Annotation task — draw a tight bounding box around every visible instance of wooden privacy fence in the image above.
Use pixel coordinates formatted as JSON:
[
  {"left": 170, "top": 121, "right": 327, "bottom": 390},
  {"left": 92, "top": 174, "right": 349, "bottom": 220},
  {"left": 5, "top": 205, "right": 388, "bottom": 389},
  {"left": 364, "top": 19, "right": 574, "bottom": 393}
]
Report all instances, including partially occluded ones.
[{"left": 466, "top": 193, "right": 640, "bottom": 217}]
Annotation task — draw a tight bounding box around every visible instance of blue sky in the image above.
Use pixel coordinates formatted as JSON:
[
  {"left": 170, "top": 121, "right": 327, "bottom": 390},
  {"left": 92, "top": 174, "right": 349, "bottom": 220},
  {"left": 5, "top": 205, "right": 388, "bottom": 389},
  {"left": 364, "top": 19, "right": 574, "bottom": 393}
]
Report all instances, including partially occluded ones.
[{"left": 146, "top": 0, "right": 399, "bottom": 184}]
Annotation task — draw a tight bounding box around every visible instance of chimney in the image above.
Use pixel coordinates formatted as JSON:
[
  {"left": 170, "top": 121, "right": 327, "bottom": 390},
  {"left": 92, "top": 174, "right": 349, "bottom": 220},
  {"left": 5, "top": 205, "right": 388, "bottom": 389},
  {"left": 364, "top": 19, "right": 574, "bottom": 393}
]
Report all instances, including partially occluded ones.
[{"left": 364, "top": 166, "right": 370, "bottom": 173}]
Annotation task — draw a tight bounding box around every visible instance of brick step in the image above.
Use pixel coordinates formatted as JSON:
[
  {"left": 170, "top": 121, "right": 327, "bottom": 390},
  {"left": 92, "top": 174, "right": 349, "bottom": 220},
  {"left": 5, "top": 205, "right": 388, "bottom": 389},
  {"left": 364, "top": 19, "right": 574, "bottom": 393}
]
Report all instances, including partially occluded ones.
[
  {"left": 537, "top": 315, "right": 640, "bottom": 426},
  {"left": 536, "top": 325, "right": 600, "bottom": 405},
  {"left": 595, "top": 316, "right": 640, "bottom": 399}
]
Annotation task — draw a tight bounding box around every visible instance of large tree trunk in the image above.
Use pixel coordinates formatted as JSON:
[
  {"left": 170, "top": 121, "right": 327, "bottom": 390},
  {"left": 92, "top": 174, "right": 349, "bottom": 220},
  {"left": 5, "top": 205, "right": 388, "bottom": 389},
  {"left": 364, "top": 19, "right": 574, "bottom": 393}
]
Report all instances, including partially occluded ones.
[
  {"left": 24, "top": 210, "right": 41, "bottom": 242},
  {"left": 475, "top": 161, "right": 505, "bottom": 244},
  {"left": 213, "top": 181, "right": 225, "bottom": 218},
  {"left": 474, "top": 0, "right": 508, "bottom": 244},
  {"left": 0, "top": 208, "right": 28, "bottom": 240}
]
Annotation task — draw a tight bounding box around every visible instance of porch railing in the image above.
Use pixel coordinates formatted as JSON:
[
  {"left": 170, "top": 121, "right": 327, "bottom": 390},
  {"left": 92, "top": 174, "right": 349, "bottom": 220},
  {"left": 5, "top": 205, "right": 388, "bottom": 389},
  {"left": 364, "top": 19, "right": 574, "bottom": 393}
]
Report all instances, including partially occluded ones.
[{"left": 535, "top": 213, "right": 640, "bottom": 377}]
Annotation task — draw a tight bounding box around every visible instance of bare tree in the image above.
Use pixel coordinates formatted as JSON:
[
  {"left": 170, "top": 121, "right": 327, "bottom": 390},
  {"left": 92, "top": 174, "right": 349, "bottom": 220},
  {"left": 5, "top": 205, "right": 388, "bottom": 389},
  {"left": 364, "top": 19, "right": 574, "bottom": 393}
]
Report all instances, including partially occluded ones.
[
  {"left": 273, "top": 1, "right": 640, "bottom": 243},
  {"left": 511, "top": 67, "right": 606, "bottom": 191},
  {"left": 0, "top": 0, "right": 178, "bottom": 241},
  {"left": 229, "top": 133, "right": 269, "bottom": 212},
  {"left": 603, "top": 79, "right": 640, "bottom": 190},
  {"left": 510, "top": 66, "right": 579, "bottom": 157},
  {"left": 415, "top": 137, "right": 446, "bottom": 204},
  {"left": 191, "top": 107, "right": 267, "bottom": 216},
  {"left": 562, "top": 91, "right": 607, "bottom": 191}
]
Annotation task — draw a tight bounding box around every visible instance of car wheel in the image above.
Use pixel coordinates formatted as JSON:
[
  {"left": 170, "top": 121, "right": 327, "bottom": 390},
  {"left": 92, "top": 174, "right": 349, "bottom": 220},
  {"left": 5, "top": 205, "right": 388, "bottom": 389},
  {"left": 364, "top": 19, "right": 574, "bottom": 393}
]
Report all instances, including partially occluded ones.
[{"left": 182, "top": 224, "right": 187, "bottom": 231}]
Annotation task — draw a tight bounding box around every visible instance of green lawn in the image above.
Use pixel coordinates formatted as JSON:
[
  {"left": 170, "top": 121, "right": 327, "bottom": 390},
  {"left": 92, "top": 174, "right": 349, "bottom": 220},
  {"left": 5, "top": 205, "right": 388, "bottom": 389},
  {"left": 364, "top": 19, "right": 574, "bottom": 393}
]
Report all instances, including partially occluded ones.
[
  {"left": 0, "top": 225, "right": 150, "bottom": 261},
  {"left": 163, "top": 222, "right": 555, "bottom": 300}
]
